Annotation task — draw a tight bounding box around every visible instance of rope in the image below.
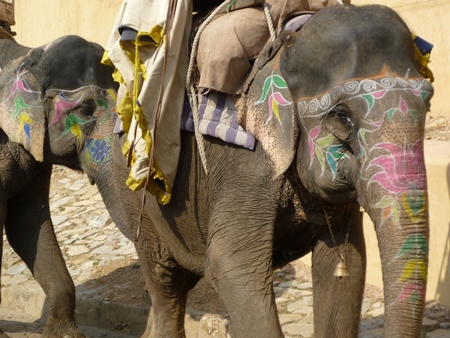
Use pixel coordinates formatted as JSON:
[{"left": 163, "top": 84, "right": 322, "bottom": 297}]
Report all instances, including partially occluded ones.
[
  {"left": 186, "top": 0, "right": 238, "bottom": 175},
  {"left": 136, "top": 0, "right": 177, "bottom": 242},
  {"left": 262, "top": 3, "right": 276, "bottom": 41},
  {"left": 186, "top": 0, "right": 277, "bottom": 174}
]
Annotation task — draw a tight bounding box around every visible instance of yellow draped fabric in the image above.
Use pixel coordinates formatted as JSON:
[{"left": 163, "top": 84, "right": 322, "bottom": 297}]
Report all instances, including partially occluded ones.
[
  {"left": 412, "top": 33, "right": 434, "bottom": 83},
  {"left": 102, "top": 0, "right": 193, "bottom": 205}
]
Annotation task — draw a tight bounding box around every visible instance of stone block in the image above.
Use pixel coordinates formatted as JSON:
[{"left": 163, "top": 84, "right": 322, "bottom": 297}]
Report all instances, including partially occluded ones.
[{"left": 426, "top": 329, "right": 450, "bottom": 338}]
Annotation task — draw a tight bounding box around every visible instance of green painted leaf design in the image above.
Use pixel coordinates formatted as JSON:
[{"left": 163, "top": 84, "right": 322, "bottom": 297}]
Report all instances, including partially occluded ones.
[
  {"left": 315, "top": 145, "right": 325, "bottom": 168},
  {"left": 64, "top": 114, "right": 91, "bottom": 133},
  {"left": 272, "top": 74, "right": 288, "bottom": 89},
  {"left": 374, "top": 195, "right": 394, "bottom": 209},
  {"left": 316, "top": 134, "right": 334, "bottom": 148},
  {"left": 328, "top": 144, "right": 346, "bottom": 160},
  {"left": 391, "top": 202, "right": 400, "bottom": 228},
  {"left": 397, "top": 234, "right": 428, "bottom": 257},
  {"left": 256, "top": 76, "right": 272, "bottom": 104},
  {"left": 409, "top": 109, "right": 418, "bottom": 123},
  {"left": 359, "top": 129, "right": 367, "bottom": 145},
  {"left": 387, "top": 108, "right": 396, "bottom": 120},
  {"left": 420, "top": 91, "right": 430, "bottom": 102},
  {"left": 13, "top": 96, "right": 32, "bottom": 117},
  {"left": 410, "top": 289, "right": 421, "bottom": 305},
  {"left": 363, "top": 94, "right": 375, "bottom": 111},
  {"left": 96, "top": 98, "right": 110, "bottom": 109}
]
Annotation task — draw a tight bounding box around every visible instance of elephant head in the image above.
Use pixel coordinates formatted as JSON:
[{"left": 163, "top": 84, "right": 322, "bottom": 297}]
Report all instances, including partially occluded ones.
[
  {"left": 238, "top": 5, "right": 433, "bottom": 336},
  {"left": 0, "top": 35, "right": 118, "bottom": 176},
  {"left": 0, "top": 35, "right": 134, "bottom": 240}
]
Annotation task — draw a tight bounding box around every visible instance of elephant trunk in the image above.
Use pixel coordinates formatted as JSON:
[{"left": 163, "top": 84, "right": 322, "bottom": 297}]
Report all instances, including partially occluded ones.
[
  {"left": 377, "top": 207, "right": 428, "bottom": 337},
  {"left": 81, "top": 110, "right": 136, "bottom": 242},
  {"left": 359, "top": 145, "right": 429, "bottom": 337},
  {"left": 92, "top": 160, "right": 136, "bottom": 241}
]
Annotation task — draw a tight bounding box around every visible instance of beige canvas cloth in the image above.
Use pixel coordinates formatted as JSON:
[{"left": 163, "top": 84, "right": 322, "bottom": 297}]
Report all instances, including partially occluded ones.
[
  {"left": 103, "top": 0, "right": 192, "bottom": 205},
  {"left": 197, "top": 0, "right": 343, "bottom": 94}
]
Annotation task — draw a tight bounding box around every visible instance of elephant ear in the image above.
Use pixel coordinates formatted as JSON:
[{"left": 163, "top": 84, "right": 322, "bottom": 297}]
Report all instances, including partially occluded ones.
[
  {"left": 0, "top": 57, "right": 45, "bottom": 161},
  {"left": 236, "top": 35, "right": 298, "bottom": 178}
]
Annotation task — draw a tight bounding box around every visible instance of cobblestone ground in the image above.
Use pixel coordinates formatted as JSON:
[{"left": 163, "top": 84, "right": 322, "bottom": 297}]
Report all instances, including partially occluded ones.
[{"left": 1, "top": 165, "right": 449, "bottom": 337}]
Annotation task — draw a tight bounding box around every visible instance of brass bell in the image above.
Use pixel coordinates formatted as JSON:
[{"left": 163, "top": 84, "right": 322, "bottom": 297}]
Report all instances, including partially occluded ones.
[{"left": 334, "top": 259, "right": 350, "bottom": 277}]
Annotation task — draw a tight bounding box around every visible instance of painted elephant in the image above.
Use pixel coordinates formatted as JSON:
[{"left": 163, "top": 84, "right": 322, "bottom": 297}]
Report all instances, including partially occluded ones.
[
  {"left": 0, "top": 4, "right": 434, "bottom": 338},
  {"left": 109, "top": 4, "right": 430, "bottom": 337},
  {"left": 0, "top": 35, "right": 121, "bottom": 337},
  {"left": 107, "top": 4, "right": 431, "bottom": 337}
]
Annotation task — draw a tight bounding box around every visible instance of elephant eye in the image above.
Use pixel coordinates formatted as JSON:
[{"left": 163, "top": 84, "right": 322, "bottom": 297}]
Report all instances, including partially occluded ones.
[
  {"left": 323, "top": 105, "right": 355, "bottom": 143},
  {"left": 80, "top": 105, "right": 94, "bottom": 116},
  {"left": 78, "top": 99, "right": 96, "bottom": 116},
  {"left": 327, "top": 105, "right": 354, "bottom": 127},
  {"left": 338, "top": 113, "right": 353, "bottom": 126}
]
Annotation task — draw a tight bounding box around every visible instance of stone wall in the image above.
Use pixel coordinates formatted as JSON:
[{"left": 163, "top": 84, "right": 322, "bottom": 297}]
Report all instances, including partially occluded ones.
[
  {"left": 13, "top": 0, "right": 122, "bottom": 48},
  {"left": 14, "top": 0, "right": 448, "bottom": 116}
]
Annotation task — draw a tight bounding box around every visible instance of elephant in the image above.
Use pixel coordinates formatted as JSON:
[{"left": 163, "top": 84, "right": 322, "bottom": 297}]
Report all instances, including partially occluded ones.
[
  {"left": 106, "top": 4, "right": 432, "bottom": 337},
  {"left": 106, "top": 4, "right": 431, "bottom": 337},
  {"left": 0, "top": 35, "right": 122, "bottom": 337},
  {"left": 0, "top": 28, "right": 31, "bottom": 69},
  {"left": 0, "top": 3, "right": 434, "bottom": 338}
]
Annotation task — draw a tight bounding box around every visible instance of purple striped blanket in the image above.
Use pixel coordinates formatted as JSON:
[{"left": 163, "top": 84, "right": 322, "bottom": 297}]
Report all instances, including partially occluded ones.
[
  {"left": 181, "top": 91, "right": 255, "bottom": 150},
  {"left": 114, "top": 91, "right": 255, "bottom": 150}
]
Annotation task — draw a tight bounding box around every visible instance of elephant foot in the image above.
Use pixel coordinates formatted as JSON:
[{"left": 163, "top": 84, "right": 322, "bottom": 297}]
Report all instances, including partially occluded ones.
[
  {"left": 0, "top": 329, "right": 10, "bottom": 338},
  {"left": 42, "top": 321, "right": 85, "bottom": 338}
]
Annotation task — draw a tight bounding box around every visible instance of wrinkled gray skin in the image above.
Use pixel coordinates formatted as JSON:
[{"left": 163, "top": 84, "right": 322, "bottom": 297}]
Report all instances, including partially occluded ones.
[
  {"left": 0, "top": 35, "right": 118, "bottom": 337},
  {"left": 0, "top": 4, "right": 434, "bottom": 338}
]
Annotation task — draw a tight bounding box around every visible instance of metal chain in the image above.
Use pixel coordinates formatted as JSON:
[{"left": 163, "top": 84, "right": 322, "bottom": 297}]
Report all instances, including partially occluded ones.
[{"left": 324, "top": 209, "right": 351, "bottom": 262}]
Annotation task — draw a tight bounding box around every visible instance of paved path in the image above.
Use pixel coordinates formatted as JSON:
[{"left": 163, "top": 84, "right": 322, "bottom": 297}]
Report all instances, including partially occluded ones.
[{"left": 1, "top": 165, "right": 449, "bottom": 337}]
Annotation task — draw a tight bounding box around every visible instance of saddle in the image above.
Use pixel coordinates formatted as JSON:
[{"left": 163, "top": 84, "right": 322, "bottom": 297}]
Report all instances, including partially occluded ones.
[
  {"left": 182, "top": 13, "right": 314, "bottom": 149},
  {"left": 193, "top": 0, "right": 340, "bottom": 94}
]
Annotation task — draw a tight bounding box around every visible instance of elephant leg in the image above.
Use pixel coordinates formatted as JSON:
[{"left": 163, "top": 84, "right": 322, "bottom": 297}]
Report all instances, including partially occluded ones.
[
  {"left": 204, "top": 205, "right": 283, "bottom": 338},
  {"left": 311, "top": 208, "right": 366, "bottom": 338},
  {"left": 135, "top": 234, "right": 200, "bottom": 338},
  {"left": 5, "top": 169, "right": 84, "bottom": 338},
  {"left": 0, "top": 199, "right": 8, "bottom": 338},
  {"left": 0, "top": 198, "right": 5, "bottom": 304}
]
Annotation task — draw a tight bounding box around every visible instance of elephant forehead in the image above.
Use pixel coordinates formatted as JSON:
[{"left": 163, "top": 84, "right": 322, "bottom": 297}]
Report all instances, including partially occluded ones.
[
  {"left": 296, "top": 76, "right": 434, "bottom": 118},
  {"left": 49, "top": 86, "right": 117, "bottom": 106}
]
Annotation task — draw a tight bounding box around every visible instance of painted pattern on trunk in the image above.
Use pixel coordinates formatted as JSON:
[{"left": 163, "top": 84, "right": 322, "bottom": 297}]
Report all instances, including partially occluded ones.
[
  {"left": 83, "top": 89, "right": 117, "bottom": 171},
  {"left": 293, "top": 73, "right": 433, "bottom": 313}
]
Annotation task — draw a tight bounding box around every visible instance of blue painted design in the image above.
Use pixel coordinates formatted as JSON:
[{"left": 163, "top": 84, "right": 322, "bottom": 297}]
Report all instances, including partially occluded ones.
[
  {"left": 90, "top": 139, "right": 110, "bottom": 163},
  {"left": 84, "top": 135, "right": 112, "bottom": 170},
  {"left": 23, "top": 123, "right": 30, "bottom": 138}
]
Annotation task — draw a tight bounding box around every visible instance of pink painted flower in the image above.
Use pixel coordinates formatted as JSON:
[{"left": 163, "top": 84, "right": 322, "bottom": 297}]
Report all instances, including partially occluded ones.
[
  {"left": 50, "top": 95, "right": 81, "bottom": 125},
  {"left": 368, "top": 139, "right": 426, "bottom": 194}
]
